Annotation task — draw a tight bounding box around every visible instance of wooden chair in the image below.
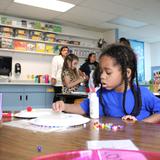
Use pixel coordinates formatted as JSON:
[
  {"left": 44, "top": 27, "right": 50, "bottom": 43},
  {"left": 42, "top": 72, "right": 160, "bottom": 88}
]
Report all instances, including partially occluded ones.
[{"left": 74, "top": 98, "right": 84, "bottom": 104}]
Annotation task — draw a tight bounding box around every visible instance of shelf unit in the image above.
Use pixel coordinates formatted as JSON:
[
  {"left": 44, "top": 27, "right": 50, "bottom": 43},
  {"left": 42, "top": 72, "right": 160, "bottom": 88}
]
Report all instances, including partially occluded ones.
[
  {"left": 0, "top": 23, "right": 100, "bottom": 58},
  {"left": 0, "top": 48, "right": 54, "bottom": 56},
  {"left": 0, "top": 23, "right": 99, "bottom": 40},
  {"left": 0, "top": 35, "right": 99, "bottom": 50}
]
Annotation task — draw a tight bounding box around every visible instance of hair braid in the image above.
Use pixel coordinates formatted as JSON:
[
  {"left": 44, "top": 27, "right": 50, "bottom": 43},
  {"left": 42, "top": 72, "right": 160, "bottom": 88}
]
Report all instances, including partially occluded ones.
[
  {"left": 122, "top": 70, "right": 129, "bottom": 115},
  {"left": 98, "top": 44, "right": 142, "bottom": 116},
  {"left": 99, "top": 85, "right": 106, "bottom": 116}
]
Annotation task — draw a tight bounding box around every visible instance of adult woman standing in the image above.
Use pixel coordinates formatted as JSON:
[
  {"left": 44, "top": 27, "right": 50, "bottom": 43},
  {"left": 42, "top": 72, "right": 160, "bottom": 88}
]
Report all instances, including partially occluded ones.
[
  {"left": 79, "top": 53, "right": 98, "bottom": 88},
  {"left": 51, "top": 46, "right": 69, "bottom": 102},
  {"left": 119, "top": 37, "right": 131, "bottom": 47}
]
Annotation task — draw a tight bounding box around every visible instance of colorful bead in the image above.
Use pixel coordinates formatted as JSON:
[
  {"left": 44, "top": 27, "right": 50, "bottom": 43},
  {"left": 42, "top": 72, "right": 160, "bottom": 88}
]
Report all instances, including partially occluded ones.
[
  {"left": 112, "top": 125, "right": 118, "bottom": 131},
  {"left": 37, "top": 145, "right": 42, "bottom": 152},
  {"left": 27, "top": 106, "right": 32, "bottom": 112},
  {"left": 92, "top": 122, "right": 124, "bottom": 131},
  {"left": 101, "top": 123, "right": 105, "bottom": 129}
]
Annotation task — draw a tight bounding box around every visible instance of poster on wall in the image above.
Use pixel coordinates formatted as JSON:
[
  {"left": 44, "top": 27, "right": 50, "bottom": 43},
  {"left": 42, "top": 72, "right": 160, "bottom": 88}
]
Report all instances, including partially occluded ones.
[{"left": 151, "top": 66, "right": 160, "bottom": 82}]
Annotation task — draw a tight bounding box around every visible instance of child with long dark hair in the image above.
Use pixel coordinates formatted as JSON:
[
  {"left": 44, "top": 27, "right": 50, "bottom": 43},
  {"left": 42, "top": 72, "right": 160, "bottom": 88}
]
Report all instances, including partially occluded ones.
[{"left": 53, "top": 44, "right": 160, "bottom": 123}]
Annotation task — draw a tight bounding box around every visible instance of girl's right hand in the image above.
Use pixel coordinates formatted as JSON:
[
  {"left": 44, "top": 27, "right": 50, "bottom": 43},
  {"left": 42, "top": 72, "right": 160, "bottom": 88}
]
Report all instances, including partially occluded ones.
[{"left": 52, "top": 101, "right": 65, "bottom": 112}]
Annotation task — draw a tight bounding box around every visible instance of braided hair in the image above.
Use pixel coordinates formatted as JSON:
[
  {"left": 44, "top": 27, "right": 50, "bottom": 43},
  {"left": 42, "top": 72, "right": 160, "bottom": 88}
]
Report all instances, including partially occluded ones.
[{"left": 98, "top": 44, "right": 142, "bottom": 116}]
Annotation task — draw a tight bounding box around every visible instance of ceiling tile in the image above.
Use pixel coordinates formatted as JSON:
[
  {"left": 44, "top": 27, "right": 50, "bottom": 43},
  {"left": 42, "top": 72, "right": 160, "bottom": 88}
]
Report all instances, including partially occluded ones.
[
  {"left": 111, "top": 0, "right": 160, "bottom": 10},
  {"left": 79, "top": 0, "right": 137, "bottom": 16},
  {"left": 60, "top": 0, "right": 85, "bottom": 5},
  {"left": 4, "top": 3, "right": 63, "bottom": 22},
  {"left": 0, "top": 0, "right": 160, "bottom": 42},
  {"left": 57, "top": 6, "right": 117, "bottom": 26},
  {"left": 0, "top": 0, "right": 12, "bottom": 10}
]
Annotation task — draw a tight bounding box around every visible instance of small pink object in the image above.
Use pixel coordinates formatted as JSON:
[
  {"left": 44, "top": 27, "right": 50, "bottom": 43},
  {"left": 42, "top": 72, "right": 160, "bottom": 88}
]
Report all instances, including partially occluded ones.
[
  {"left": 112, "top": 125, "right": 118, "bottom": 131},
  {"left": 45, "top": 74, "right": 49, "bottom": 83},
  {"left": 27, "top": 106, "right": 32, "bottom": 112},
  {"left": 33, "top": 148, "right": 160, "bottom": 160},
  {"left": 86, "top": 88, "right": 90, "bottom": 93},
  {"left": 2, "top": 112, "right": 12, "bottom": 118}
]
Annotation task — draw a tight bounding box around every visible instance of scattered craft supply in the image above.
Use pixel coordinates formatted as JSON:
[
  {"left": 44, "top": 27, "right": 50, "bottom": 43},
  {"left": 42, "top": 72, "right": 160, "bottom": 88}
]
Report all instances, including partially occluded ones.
[
  {"left": 93, "top": 121, "right": 124, "bottom": 131},
  {"left": 27, "top": 106, "right": 32, "bottom": 112},
  {"left": 37, "top": 145, "right": 42, "bottom": 152}
]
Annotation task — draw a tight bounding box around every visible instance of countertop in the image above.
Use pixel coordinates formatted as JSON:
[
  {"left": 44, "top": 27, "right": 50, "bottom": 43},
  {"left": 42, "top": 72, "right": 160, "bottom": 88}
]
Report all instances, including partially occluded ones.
[{"left": 0, "top": 80, "right": 52, "bottom": 86}]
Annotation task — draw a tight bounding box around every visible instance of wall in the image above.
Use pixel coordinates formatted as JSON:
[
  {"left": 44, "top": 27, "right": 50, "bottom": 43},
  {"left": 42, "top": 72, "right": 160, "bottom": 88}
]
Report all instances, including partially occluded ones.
[
  {"left": 102, "top": 29, "right": 118, "bottom": 44},
  {"left": 0, "top": 15, "right": 116, "bottom": 81},
  {"left": 0, "top": 28, "right": 102, "bottom": 81},
  {"left": 149, "top": 41, "right": 160, "bottom": 80},
  {"left": 150, "top": 42, "right": 160, "bottom": 67},
  {"left": 62, "top": 25, "right": 102, "bottom": 40},
  {"left": 137, "top": 41, "right": 160, "bottom": 81},
  {"left": 144, "top": 43, "right": 151, "bottom": 81},
  {"left": 0, "top": 52, "right": 52, "bottom": 81}
]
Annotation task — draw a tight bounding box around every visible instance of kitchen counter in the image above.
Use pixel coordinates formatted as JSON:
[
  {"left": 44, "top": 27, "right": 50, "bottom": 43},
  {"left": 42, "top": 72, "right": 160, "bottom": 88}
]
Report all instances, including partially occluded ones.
[{"left": 0, "top": 80, "right": 52, "bottom": 86}]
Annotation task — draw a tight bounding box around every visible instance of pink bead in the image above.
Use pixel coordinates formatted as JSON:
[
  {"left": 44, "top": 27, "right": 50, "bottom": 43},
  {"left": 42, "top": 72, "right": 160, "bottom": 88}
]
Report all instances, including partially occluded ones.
[{"left": 112, "top": 125, "right": 118, "bottom": 131}]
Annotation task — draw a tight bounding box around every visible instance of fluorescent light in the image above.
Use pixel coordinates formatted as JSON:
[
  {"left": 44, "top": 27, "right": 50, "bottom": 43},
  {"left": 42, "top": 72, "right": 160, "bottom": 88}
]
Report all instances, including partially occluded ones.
[
  {"left": 14, "top": 0, "right": 75, "bottom": 12},
  {"left": 107, "top": 17, "right": 148, "bottom": 28}
]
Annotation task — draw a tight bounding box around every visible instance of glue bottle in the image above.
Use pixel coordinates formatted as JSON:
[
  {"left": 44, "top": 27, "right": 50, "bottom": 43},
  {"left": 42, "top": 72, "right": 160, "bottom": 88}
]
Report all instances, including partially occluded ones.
[
  {"left": 89, "top": 71, "right": 99, "bottom": 119},
  {"left": 89, "top": 92, "right": 99, "bottom": 119}
]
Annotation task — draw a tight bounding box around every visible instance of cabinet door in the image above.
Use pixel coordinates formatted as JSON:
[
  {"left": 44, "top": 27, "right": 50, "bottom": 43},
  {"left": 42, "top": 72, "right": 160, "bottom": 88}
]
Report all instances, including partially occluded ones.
[
  {"left": 2, "top": 93, "right": 24, "bottom": 111},
  {"left": 45, "top": 92, "right": 54, "bottom": 108},
  {"left": 24, "top": 93, "right": 46, "bottom": 109}
]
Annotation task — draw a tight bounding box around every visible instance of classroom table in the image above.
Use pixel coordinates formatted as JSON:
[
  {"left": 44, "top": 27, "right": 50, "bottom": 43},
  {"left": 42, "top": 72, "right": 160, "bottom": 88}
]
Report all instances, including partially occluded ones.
[
  {"left": 154, "top": 92, "right": 160, "bottom": 98},
  {"left": 0, "top": 117, "right": 160, "bottom": 160},
  {"left": 56, "top": 92, "right": 88, "bottom": 103}
]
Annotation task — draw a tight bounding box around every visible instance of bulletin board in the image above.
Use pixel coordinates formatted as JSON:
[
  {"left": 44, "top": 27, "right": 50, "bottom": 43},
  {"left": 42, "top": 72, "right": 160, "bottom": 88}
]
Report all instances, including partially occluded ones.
[{"left": 151, "top": 66, "right": 160, "bottom": 80}]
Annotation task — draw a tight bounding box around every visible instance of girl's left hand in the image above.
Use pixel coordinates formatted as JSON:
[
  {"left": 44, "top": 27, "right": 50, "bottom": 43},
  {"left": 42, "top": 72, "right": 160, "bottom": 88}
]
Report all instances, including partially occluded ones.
[{"left": 122, "top": 115, "right": 137, "bottom": 122}]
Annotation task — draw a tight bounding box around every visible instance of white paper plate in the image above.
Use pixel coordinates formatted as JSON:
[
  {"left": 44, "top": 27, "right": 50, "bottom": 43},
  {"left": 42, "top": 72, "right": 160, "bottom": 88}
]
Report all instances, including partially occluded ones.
[
  {"left": 14, "top": 108, "right": 53, "bottom": 118},
  {"left": 29, "top": 113, "right": 90, "bottom": 127}
]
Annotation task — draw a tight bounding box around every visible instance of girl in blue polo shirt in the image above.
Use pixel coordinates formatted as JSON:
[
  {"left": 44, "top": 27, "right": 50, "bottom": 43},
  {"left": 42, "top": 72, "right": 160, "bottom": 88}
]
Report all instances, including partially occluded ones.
[{"left": 52, "top": 44, "right": 160, "bottom": 123}]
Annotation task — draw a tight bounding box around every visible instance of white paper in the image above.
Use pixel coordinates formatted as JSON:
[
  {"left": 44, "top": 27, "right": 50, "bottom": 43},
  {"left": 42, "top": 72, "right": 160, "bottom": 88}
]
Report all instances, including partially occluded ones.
[
  {"left": 87, "top": 140, "right": 139, "bottom": 151},
  {"left": 3, "top": 112, "right": 90, "bottom": 133},
  {"left": 30, "top": 113, "right": 90, "bottom": 127},
  {"left": 14, "top": 108, "right": 53, "bottom": 118},
  {"left": 3, "top": 120, "right": 85, "bottom": 133}
]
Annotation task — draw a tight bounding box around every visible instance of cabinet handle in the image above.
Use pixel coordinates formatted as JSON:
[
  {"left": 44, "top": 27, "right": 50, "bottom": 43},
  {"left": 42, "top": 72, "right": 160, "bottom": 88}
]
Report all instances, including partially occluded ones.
[
  {"left": 20, "top": 95, "right": 22, "bottom": 101},
  {"left": 26, "top": 95, "right": 28, "bottom": 101}
]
